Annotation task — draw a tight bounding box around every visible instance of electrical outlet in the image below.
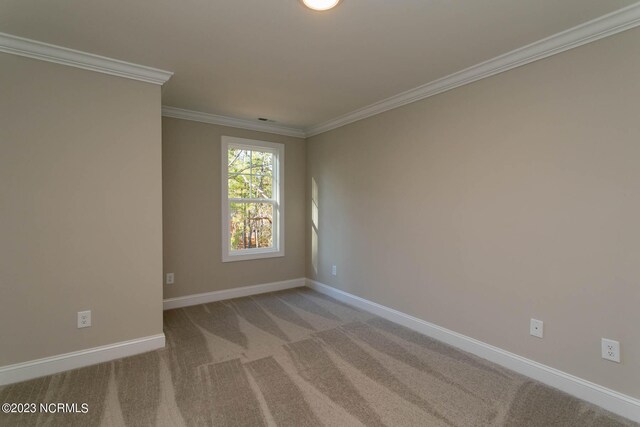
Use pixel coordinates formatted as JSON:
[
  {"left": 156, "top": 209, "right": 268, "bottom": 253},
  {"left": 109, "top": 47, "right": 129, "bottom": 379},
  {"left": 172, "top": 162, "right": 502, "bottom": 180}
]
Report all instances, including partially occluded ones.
[
  {"left": 601, "top": 338, "right": 620, "bottom": 363},
  {"left": 166, "top": 273, "right": 175, "bottom": 285},
  {"left": 77, "top": 310, "right": 91, "bottom": 328},
  {"left": 530, "top": 318, "right": 543, "bottom": 338},
  {"left": 331, "top": 265, "right": 337, "bottom": 276}
]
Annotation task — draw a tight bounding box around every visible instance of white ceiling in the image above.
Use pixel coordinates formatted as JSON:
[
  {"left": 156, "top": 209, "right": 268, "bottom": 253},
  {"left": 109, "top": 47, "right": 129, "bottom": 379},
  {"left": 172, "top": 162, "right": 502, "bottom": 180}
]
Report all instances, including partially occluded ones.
[{"left": 0, "top": 0, "right": 636, "bottom": 130}]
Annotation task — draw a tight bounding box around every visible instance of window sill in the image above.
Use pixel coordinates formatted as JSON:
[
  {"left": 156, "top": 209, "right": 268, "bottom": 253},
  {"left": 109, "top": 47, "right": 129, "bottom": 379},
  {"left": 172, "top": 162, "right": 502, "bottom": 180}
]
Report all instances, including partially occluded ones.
[{"left": 222, "top": 250, "right": 285, "bottom": 263}]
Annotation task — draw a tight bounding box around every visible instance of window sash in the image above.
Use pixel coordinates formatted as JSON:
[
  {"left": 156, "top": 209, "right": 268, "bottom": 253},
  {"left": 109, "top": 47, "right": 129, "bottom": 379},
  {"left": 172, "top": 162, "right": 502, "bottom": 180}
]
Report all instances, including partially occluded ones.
[{"left": 229, "top": 198, "right": 277, "bottom": 204}]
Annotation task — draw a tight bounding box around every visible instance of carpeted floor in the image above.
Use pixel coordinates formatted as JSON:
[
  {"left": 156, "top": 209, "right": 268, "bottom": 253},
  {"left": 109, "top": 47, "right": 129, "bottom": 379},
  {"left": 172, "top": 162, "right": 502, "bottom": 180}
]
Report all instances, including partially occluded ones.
[{"left": 0, "top": 288, "right": 636, "bottom": 426}]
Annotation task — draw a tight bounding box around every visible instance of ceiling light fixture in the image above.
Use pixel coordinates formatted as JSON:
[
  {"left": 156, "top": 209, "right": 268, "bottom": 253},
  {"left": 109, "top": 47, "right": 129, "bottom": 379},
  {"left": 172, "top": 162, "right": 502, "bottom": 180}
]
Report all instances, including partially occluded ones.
[{"left": 302, "top": 0, "right": 340, "bottom": 11}]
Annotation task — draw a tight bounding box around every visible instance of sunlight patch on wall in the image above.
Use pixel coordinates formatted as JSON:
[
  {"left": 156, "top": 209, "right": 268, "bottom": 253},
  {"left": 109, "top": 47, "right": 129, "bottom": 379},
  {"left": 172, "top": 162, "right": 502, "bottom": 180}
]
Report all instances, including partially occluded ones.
[{"left": 311, "top": 177, "right": 319, "bottom": 275}]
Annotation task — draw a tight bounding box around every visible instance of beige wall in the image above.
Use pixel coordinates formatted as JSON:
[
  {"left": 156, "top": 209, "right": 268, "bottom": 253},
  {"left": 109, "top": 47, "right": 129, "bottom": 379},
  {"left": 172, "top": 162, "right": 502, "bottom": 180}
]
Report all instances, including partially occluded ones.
[
  {"left": 0, "top": 54, "right": 163, "bottom": 366},
  {"left": 306, "top": 27, "right": 640, "bottom": 398},
  {"left": 162, "top": 118, "right": 306, "bottom": 299}
]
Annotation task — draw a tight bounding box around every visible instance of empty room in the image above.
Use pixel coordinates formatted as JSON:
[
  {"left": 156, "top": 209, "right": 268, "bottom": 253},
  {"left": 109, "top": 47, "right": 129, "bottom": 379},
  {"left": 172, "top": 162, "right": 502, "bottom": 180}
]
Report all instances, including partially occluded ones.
[{"left": 0, "top": 1, "right": 639, "bottom": 426}]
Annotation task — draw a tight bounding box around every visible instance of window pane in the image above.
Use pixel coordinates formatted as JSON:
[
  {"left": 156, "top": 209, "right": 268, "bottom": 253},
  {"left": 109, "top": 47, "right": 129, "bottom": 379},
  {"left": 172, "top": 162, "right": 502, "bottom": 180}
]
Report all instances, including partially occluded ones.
[
  {"left": 229, "top": 202, "right": 273, "bottom": 250},
  {"left": 253, "top": 203, "right": 273, "bottom": 248},
  {"left": 228, "top": 148, "right": 252, "bottom": 174},
  {"left": 228, "top": 174, "right": 251, "bottom": 199},
  {"left": 251, "top": 174, "right": 273, "bottom": 199},
  {"left": 229, "top": 202, "right": 247, "bottom": 250},
  {"left": 251, "top": 151, "right": 273, "bottom": 177}
]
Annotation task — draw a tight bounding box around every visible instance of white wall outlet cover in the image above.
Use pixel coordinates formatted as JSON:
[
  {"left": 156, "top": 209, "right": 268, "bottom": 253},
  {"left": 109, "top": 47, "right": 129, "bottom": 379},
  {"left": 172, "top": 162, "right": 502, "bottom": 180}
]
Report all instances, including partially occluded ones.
[
  {"left": 77, "top": 310, "right": 91, "bottom": 328},
  {"left": 530, "top": 318, "right": 544, "bottom": 338},
  {"left": 331, "top": 265, "right": 337, "bottom": 276},
  {"left": 601, "top": 338, "right": 621, "bottom": 363},
  {"left": 165, "top": 273, "right": 175, "bottom": 285}
]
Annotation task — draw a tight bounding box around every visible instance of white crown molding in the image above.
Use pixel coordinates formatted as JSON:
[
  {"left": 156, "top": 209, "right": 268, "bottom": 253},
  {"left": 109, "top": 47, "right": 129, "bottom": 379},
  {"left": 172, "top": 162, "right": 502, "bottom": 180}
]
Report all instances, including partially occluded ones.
[
  {"left": 305, "top": 2, "right": 640, "bottom": 137},
  {"left": 162, "top": 106, "right": 307, "bottom": 139},
  {"left": 0, "top": 334, "right": 165, "bottom": 386},
  {"left": 0, "top": 32, "right": 173, "bottom": 85},
  {"left": 163, "top": 277, "right": 305, "bottom": 310},
  {"left": 306, "top": 279, "right": 640, "bottom": 423}
]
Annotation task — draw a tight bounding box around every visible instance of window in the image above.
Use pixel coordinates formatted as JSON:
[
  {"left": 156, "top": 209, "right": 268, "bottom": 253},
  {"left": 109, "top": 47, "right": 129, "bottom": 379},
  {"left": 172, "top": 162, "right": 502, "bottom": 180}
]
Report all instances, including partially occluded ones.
[{"left": 221, "top": 136, "right": 284, "bottom": 262}]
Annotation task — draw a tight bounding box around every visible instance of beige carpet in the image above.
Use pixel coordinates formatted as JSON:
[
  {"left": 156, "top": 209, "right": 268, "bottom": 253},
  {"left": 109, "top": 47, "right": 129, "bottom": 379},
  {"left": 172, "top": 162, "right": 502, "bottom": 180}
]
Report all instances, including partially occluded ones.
[{"left": 0, "top": 288, "right": 636, "bottom": 426}]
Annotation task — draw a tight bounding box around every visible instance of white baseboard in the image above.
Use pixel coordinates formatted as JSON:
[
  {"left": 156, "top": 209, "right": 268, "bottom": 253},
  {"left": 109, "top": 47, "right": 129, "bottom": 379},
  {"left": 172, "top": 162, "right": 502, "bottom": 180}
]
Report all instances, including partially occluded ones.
[
  {"left": 0, "top": 334, "right": 165, "bottom": 386},
  {"left": 306, "top": 279, "right": 640, "bottom": 423},
  {"left": 163, "top": 277, "right": 305, "bottom": 310}
]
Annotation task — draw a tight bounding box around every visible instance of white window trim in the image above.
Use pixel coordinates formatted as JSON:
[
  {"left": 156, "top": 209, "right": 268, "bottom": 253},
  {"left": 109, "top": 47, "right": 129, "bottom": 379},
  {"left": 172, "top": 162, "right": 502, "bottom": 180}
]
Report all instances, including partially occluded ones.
[{"left": 221, "top": 136, "right": 285, "bottom": 262}]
